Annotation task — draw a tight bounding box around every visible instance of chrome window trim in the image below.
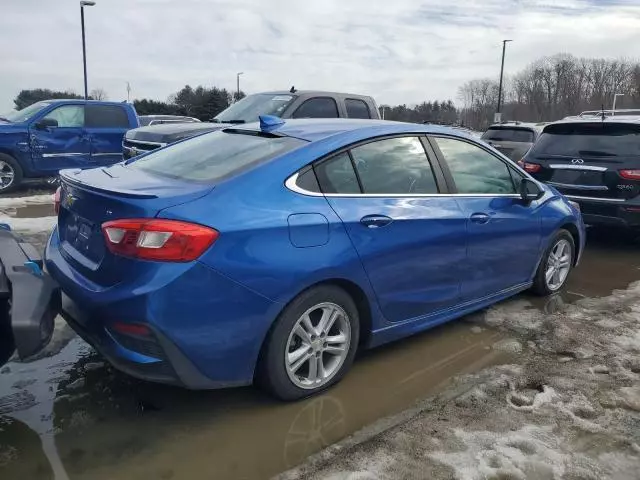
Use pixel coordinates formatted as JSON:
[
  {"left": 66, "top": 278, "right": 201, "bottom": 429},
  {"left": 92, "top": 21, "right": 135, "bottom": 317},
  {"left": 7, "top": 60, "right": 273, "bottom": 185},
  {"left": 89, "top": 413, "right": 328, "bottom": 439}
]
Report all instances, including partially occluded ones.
[
  {"left": 565, "top": 195, "right": 626, "bottom": 203},
  {"left": 284, "top": 172, "right": 521, "bottom": 198},
  {"left": 548, "top": 182, "right": 608, "bottom": 191},
  {"left": 92, "top": 152, "right": 120, "bottom": 157},
  {"left": 549, "top": 164, "right": 607, "bottom": 172}
]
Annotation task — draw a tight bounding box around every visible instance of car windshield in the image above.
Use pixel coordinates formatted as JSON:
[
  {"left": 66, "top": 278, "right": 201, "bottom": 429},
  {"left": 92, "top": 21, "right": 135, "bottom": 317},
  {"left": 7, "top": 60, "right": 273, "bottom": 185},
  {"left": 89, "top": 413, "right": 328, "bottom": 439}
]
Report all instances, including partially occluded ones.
[
  {"left": 482, "top": 127, "right": 534, "bottom": 143},
  {"left": 2, "top": 101, "right": 51, "bottom": 123},
  {"left": 138, "top": 116, "right": 152, "bottom": 126},
  {"left": 128, "top": 130, "right": 304, "bottom": 182},
  {"left": 213, "top": 94, "right": 296, "bottom": 123},
  {"left": 531, "top": 123, "right": 640, "bottom": 158}
]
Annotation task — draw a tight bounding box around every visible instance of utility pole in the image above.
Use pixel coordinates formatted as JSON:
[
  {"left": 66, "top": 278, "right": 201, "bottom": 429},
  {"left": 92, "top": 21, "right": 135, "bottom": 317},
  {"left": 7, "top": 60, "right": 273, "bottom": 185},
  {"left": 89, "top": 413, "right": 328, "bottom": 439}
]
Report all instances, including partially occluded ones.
[
  {"left": 80, "top": 1, "right": 96, "bottom": 100},
  {"left": 236, "top": 72, "right": 244, "bottom": 102},
  {"left": 496, "top": 39, "right": 512, "bottom": 123},
  {"left": 612, "top": 93, "right": 624, "bottom": 115},
  {"left": 126, "top": 82, "right": 131, "bottom": 102}
]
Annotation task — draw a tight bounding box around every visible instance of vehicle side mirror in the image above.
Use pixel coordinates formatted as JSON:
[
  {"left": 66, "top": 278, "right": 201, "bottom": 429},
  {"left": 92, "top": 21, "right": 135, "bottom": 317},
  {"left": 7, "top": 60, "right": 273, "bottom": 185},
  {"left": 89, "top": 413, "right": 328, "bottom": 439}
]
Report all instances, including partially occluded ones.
[
  {"left": 35, "top": 118, "right": 58, "bottom": 130},
  {"left": 519, "top": 178, "right": 544, "bottom": 202}
]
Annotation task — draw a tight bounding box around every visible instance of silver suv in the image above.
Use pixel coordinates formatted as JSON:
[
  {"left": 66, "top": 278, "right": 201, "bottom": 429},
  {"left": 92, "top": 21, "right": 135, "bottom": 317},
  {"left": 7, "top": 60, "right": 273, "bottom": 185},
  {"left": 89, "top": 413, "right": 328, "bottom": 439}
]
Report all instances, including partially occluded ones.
[{"left": 481, "top": 121, "right": 547, "bottom": 161}]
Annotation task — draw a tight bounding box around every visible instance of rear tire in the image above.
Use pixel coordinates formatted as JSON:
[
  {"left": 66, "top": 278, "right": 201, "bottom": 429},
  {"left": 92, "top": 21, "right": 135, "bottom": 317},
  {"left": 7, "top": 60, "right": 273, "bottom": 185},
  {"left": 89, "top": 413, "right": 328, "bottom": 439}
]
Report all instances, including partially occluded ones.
[
  {"left": 258, "top": 285, "right": 360, "bottom": 401},
  {"left": 0, "top": 154, "right": 23, "bottom": 194},
  {"left": 531, "top": 229, "right": 575, "bottom": 296}
]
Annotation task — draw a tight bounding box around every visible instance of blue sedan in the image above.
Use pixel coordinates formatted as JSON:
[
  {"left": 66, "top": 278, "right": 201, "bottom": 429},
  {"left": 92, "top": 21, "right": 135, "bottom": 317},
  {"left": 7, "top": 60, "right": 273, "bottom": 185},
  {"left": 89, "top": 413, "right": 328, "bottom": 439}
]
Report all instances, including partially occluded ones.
[{"left": 45, "top": 117, "right": 585, "bottom": 400}]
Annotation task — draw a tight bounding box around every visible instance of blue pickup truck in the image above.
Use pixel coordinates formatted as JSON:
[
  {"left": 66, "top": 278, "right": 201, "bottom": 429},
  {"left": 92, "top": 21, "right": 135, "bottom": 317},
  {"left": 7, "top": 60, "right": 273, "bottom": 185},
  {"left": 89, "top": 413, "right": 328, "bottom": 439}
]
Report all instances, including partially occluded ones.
[{"left": 0, "top": 99, "right": 138, "bottom": 192}]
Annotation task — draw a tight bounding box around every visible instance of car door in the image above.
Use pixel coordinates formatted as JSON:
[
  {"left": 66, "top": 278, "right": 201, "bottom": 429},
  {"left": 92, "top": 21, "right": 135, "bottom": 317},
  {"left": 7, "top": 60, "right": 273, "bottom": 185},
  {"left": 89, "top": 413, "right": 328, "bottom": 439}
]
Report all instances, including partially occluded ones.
[
  {"left": 317, "top": 136, "right": 467, "bottom": 323},
  {"left": 430, "top": 136, "right": 542, "bottom": 301},
  {"left": 30, "top": 104, "right": 91, "bottom": 172},
  {"left": 85, "top": 104, "right": 131, "bottom": 165}
]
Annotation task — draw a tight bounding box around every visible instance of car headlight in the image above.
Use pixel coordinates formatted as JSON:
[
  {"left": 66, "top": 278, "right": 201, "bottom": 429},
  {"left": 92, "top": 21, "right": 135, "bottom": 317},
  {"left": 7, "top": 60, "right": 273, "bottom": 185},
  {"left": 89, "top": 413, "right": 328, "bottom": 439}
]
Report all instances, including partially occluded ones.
[{"left": 568, "top": 200, "right": 580, "bottom": 212}]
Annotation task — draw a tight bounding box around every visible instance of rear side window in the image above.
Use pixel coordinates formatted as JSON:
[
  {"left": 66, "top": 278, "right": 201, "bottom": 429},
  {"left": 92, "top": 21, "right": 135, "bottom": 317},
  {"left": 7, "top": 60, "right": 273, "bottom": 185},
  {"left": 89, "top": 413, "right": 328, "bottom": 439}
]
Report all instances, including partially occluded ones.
[
  {"left": 86, "top": 105, "right": 130, "bottom": 128},
  {"left": 531, "top": 123, "right": 640, "bottom": 158},
  {"left": 434, "top": 137, "right": 516, "bottom": 194},
  {"left": 345, "top": 98, "right": 372, "bottom": 119},
  {"left": 315, "top": 153, "right": 360, "bottom": 194},
  {"left": 482, "top": 128, "right": 534, "bottom": 143},
  {"left": 293, "top": 98, "right": 339, "bottom": 119},
  {"left": 129, "top": 131, "right": 304, "bottom": 182},
  {"left": 351, "top": 137, "right": 438, "bottom": 194}
]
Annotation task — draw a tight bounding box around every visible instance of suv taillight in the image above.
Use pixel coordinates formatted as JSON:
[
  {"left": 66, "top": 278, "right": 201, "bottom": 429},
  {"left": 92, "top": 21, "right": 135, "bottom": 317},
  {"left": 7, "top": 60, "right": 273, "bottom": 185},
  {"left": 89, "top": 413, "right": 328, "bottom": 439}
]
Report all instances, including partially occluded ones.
[
  {"left": 517, "top": 160, "right": 541, "bottom": 173},
  {"left": 53, "top": 187, "right": 61, "bottom": 215},
  {"left": 101, "top": 219, "right": 219, "bottom": 262},
  {"left": 619, "top": 169, "right": 640, "bottom": 180}
]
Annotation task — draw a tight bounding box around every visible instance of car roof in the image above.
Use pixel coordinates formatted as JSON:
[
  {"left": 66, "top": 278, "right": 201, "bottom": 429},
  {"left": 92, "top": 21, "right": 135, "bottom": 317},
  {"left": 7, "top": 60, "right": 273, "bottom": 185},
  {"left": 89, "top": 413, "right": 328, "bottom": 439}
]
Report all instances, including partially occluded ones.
[
  {"left": 41, "top": 99, "right": 131, "bottom": 107},
  {"left": 487, "top": 122, "right": 546, "bottom": 131},
  {"left": 255, "top": 90, "right": 374, "bottom": 99},
  {"left": 548, "top": 116, "right": 640, "bottom": 127},
  {"left": 229, "top": 118, "right": 475, "bottom": 143}
]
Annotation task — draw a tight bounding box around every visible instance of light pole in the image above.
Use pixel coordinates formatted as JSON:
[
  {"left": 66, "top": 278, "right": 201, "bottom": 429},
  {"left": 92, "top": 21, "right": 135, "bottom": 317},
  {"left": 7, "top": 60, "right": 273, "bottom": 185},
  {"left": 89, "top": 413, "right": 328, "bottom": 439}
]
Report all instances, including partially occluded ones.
[
  {"left": 612, "top": 93, "right": 624, "bottom": 115},
  {"left": 496, "top": 39, "right": 512, "bottom": 123},
  {"left": 236, "top": 72, "right": 244, "bottom": 102},
  {"left": 80, "top": 1, "right": 96, "bottom": 100}
]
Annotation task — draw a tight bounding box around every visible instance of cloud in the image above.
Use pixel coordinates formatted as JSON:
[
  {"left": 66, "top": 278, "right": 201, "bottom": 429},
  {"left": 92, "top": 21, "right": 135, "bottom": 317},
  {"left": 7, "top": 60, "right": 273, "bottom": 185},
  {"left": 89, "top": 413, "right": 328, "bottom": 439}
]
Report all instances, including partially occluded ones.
[{"left": 1, "top": 0, "right": 638, "bottom": 112}]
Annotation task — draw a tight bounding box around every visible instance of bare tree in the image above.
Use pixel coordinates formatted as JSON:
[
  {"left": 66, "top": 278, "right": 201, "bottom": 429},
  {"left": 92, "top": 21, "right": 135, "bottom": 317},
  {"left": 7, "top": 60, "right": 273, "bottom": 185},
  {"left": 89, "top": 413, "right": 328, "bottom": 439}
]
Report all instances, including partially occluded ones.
[{"left": 89, "top": 88, "right": 108, "bottom": 101}]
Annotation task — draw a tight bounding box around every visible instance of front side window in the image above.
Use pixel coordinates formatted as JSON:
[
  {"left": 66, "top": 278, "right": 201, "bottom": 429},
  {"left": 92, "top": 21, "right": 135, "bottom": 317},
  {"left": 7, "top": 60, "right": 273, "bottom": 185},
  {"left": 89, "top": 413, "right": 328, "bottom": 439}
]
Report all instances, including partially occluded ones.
[
  {"left": 350, "top": 137, "right": 438, "bottom": 194},
  {"left": 129, "top": 130, "right": 304, "bottom": 182},
  {"left": 314, "top": 153, "right": 360, "bottom": 194},
  {"left": 293, "top": 98, "right": 339, "bottom": 119},
  {"left": 86, "top": 105, "right": 129, "bottom": 128},
  {"left": 42, "top": 105, "right": 84, "bottom": 128},
  {"left": 434, "top": 137, "right": 516, "bottom": 194},
  {"left": 345, "top": 99, "right": 371, "bottom": 119}
]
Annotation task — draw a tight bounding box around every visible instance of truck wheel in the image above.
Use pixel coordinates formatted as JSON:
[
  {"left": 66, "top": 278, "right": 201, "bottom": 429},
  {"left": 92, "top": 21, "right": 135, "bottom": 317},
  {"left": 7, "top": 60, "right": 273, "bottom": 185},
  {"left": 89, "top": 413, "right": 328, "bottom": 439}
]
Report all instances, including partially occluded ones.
[
  {"left": 258, "top": 285, "right": 360, "bottom": 401},
  {"left": 0, "top": 154, "right": 23, "bottom": 194}
]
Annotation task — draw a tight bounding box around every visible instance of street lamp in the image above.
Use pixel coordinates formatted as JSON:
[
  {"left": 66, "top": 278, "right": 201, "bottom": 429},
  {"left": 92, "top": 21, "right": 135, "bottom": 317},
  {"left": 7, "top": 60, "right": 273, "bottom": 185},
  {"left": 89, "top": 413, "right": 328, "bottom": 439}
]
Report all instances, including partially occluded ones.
[
  {"left": 236, "top": 72, "right": 244, "bottom": 102},
  {"left": 80, "top": 1, "right": 96, "bottom": 100},
  {"left": 496, "top": 39, "right": 513, "bottom": 123},
  {"left": 612, "top": 93, "right": 625, "bottom": 115}
]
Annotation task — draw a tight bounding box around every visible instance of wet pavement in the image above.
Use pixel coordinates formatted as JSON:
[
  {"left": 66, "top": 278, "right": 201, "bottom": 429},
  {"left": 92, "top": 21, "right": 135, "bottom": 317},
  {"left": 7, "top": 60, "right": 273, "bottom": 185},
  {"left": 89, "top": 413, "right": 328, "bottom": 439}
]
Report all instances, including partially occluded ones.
[{"left": 0, "top": 223, "right": 638, "bottom": 480}]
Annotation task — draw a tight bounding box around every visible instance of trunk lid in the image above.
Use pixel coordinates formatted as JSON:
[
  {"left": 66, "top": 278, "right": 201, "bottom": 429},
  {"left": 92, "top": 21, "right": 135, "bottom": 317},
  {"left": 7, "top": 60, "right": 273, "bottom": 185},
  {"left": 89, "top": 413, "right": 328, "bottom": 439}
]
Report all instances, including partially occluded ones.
[{"left": 58, "top": 164, "right": 213, "bottom": 286}]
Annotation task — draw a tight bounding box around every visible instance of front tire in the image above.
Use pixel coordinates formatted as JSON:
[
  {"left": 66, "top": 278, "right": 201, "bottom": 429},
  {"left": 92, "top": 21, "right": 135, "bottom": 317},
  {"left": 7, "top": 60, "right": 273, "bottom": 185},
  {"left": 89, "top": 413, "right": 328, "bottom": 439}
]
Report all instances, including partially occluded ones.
[
  {"left": 531, "top": 229, "right": 575, "bottom": 296},
  {"left": 258, "top": 285, "right": 360, "bottom": 401},
  {"left": 0, "top": 154, "right": 23, "bottom": 194}
]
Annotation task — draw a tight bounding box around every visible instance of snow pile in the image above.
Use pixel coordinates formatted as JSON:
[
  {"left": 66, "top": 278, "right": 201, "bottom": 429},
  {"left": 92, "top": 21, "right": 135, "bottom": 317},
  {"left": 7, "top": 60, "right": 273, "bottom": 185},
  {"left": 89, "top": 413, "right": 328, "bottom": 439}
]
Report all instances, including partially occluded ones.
[
  {"left": 0, "top": 194, "right": 53, "bottom": 209},
  {"left": 0, "top": 216, "right": 57, "bottom": 233}
]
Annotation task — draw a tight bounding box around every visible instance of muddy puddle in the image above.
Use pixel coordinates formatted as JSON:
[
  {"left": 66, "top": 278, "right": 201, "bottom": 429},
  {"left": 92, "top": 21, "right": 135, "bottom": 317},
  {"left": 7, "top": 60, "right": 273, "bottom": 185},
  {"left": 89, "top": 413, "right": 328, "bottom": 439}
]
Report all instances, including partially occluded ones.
[{"left": 0, "top": 227, "right": 638, "bottom": 480}]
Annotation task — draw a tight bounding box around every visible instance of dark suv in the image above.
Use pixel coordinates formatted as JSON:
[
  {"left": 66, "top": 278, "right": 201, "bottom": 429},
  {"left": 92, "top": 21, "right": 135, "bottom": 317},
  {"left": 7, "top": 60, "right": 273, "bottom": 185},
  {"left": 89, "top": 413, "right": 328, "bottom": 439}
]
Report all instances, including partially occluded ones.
[
  {"left": 481, "top": 122, "right": 546, "bottom": 161},
  {"left": 521, "top": 117, "right": 640, "bottom": 229},
  {"left": 123, "top": 90, "right": 380, "bottom": 158}
]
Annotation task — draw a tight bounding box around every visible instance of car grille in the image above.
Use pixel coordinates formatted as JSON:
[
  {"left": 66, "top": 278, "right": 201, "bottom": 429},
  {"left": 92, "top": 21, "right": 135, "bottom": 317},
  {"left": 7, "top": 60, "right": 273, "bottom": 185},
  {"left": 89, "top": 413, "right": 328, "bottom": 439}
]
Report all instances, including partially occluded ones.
[{"left": 122, "top": 139, "right": 164, "bottom": 158}]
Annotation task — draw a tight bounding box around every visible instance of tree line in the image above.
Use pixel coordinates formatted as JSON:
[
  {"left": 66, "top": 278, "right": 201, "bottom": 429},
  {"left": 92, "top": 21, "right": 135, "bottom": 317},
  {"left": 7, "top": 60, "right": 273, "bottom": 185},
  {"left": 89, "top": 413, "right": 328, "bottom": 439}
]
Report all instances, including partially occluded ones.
[
  {"left": 10, "top": 54, "right": 640, "bottom": 130},
  {"left": 459, "top": 54, "right": 640, "bottom": 130}
]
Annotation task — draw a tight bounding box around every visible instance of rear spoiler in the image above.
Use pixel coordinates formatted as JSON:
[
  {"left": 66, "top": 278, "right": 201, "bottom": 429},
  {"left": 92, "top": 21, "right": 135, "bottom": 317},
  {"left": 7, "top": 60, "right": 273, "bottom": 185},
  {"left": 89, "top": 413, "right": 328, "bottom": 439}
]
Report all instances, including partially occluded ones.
[{"left": 60, "top": 169, "right": 158, "bottom": 199}]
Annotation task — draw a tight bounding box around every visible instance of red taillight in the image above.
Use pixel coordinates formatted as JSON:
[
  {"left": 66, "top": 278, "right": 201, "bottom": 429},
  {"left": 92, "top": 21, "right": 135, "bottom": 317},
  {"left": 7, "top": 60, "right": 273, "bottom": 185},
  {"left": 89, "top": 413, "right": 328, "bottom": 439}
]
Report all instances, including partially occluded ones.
[
  {"left": 519, "top": 161, "right": 541, "bottom": 173},
  {"left": 619, "top": 169, "right": 640, "bottom": 180},
  {"left": 101, "top": 219, "right": 219, "bottom": 262},
  {"left": 53, "top": 187, "right": 61, "bottom": 215}
]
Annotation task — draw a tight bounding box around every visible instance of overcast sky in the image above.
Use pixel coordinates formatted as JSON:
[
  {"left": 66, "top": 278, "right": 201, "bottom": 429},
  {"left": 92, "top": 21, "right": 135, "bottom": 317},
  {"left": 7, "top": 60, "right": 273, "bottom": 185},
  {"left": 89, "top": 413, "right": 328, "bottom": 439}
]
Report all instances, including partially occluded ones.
[{"left": 2, "top": 0, "right": 639, "bottom": 112}]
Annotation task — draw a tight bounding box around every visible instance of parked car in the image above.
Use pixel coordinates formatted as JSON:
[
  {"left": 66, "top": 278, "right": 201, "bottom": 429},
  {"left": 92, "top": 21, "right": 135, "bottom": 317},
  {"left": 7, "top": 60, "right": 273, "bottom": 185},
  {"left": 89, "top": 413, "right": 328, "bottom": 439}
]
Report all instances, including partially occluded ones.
[
  {"left": 520, "top": 116, "right": 640, "bottom": 230},
  {"left": 138, "top": 115, "right": 201, "bottom": 126},
  {"left": 46, "top": 117, "right": 584, "bottom": 400},
  {"left": 0, "top": 100, "right": 138, "bottom": 192},
  {"left": 123, "top": 90, "right": 380, "bottom": 158},
  {"left": 481, "top": 121, "right": 547, "bottom": 161}
]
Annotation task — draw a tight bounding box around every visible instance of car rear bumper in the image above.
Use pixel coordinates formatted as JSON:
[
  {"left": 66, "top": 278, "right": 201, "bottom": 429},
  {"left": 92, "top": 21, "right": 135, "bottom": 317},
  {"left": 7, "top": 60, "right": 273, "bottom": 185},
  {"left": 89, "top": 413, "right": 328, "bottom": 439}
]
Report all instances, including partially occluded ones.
[
  {"left": 565, "top": 195, "right": 640, "bottom": 229},
  {"left": 45, "top": 227, "right": 279, "bottom": 389}
]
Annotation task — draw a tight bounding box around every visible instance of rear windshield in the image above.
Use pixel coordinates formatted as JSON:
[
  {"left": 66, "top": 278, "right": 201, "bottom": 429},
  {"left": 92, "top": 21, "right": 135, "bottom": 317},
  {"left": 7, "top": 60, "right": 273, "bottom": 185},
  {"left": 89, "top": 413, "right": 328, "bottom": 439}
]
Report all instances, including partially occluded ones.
[
  {"left": 128, "top": 130, "right": 304, "bottom": 182},
  {"left": 482, "top": 127, "right": 534, "bottom": 143},
  {"left": 531, "top": 123, "right": 640, "bottom": 157}
]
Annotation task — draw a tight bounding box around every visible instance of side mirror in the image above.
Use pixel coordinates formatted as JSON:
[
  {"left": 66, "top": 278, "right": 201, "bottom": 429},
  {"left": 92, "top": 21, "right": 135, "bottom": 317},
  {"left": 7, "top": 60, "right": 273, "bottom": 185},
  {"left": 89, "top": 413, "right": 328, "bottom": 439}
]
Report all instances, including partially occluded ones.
[
  {"left": 35, "top": 118, "right": 58, "bottom": 130},
  {"left": 519, "top": 178, "right": 544, "bottom": 202}
]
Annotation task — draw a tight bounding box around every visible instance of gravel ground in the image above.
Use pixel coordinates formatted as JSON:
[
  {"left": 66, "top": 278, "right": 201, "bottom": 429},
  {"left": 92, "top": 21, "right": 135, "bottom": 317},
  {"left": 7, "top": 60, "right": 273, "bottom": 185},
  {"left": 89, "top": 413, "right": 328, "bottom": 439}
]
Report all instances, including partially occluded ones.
[{"left": 278, "top": 281, "right": 640, "bottom": 480}]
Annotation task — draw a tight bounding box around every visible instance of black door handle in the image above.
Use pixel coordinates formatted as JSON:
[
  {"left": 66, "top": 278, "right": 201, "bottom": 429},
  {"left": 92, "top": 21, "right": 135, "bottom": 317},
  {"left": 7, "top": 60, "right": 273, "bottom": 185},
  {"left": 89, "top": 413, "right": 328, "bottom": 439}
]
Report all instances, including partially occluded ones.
[{"left": 360, "top": 215, "right": 393, "bottom": 228}]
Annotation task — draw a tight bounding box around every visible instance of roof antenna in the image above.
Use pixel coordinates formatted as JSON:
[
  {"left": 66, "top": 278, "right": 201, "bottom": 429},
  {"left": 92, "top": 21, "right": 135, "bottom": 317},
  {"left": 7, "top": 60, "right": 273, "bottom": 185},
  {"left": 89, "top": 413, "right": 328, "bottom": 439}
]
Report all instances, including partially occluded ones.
[{"left": 290, "top": 85, "right": 296, "bottom": 94}]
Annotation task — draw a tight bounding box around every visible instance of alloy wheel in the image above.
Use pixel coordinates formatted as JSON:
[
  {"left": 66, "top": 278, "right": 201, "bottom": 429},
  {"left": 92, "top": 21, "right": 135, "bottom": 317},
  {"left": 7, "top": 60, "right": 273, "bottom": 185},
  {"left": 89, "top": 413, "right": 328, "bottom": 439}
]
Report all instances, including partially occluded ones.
[
  {"left": 285, "top": 302, "right": 351, "bottom": 390},
  {"left": 545, "top": 239, "right": 572, "bottom": 291},
  {"left": 0, "top": 161, "right": 15, "bottom": 190}
]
